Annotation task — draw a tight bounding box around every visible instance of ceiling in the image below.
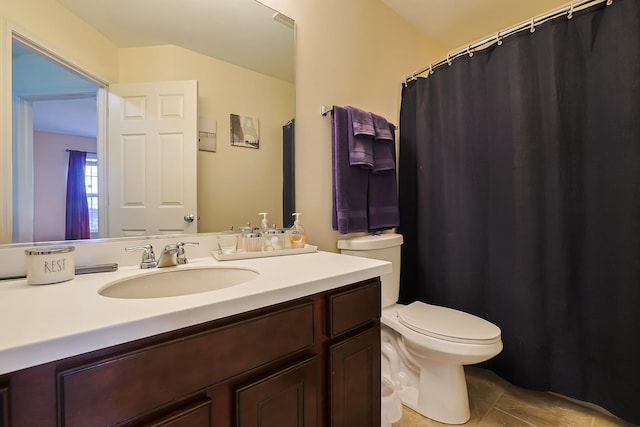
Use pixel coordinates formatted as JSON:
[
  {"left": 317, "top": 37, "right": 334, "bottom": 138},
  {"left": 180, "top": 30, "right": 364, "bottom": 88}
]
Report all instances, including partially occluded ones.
[
  {"left": 382, "top": 0, "right": 573, "bottom": 52},
  {"left": 57, "top": 0, "right": 295, "bottom": 83},
  {"left": 32, "top": 97, "right": 98, "bottom": 139}
]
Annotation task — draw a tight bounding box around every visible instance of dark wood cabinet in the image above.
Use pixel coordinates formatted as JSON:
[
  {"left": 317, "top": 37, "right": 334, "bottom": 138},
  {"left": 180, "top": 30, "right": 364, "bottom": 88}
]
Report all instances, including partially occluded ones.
[
  {"left": 326, "top": 279, "right": 381, "bottom": 427},
  {"left": 236, "top": 356, "right": 319, "bottom": 427},
  {"left": 143, "top": 399, "right": 211, "bottom": 427},
  {"left": 58, "top": 302, "right": 314, "bottom": 427},
  {"left": 0, "top": 278, "right": 381, "bottom": 427},
  {"left": 0, "top": 385, "right": 7, "bottom": 427},
  {"left": 329, "top": 328, "right": 381, "bottom": 427}
]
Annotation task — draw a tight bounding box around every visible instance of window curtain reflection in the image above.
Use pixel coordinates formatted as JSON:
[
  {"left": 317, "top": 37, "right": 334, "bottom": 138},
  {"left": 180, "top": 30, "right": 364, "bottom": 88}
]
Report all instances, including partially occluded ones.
[{"left": 65, "top": 150, "right": 90, "bottom": 240}]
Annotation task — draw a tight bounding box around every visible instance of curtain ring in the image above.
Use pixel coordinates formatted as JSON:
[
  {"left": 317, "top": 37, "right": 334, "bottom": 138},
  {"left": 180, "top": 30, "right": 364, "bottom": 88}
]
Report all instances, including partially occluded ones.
[
  {"left": 467, "top": 45, "right": 474, "bottom": 57},
  {"left": 429, "top": 63, "right": 434, "bottom": 75},
  {"left": 446, "top": 53, "right": 452, "bottom": 66},
  {"left": 496, "top": 32, "right": 503, "bottom": 46},
  {"left": 530, "top": 18, "right": 536, "bottom": 33},
  {"left": 567, "top": 3, "right": 574, "bottom": 19},
  {"left": 606, "top": 0, "right": 612, "bottom": 5}
]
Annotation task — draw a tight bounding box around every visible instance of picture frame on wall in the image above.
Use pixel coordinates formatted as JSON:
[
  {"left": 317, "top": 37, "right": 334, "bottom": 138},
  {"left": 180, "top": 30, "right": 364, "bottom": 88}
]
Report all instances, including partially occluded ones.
[
  {"left": 198, "top": 116, "right": 217, "bottom": 152},
  {"left": 230, "top": 114, "right": 260, "bottom": 149}
]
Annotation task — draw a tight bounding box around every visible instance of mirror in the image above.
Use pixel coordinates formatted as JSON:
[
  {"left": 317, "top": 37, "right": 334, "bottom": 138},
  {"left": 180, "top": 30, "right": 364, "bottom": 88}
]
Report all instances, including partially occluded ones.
[{"left": 2, "top": 0, "right": 295, "bottom": 244}]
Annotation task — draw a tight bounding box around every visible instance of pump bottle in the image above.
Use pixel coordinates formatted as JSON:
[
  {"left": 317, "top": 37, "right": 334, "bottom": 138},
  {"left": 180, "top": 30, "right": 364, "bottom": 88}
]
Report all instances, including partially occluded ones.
[{"left": 289, "top": 212, "right": 306, "bottom": 248}]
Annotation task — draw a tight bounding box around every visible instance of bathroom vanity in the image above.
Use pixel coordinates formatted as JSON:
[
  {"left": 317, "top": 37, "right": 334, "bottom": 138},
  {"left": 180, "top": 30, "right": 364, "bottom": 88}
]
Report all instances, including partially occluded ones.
[{"left": 0, "top": 250, "right": 390, "bottom": 426}]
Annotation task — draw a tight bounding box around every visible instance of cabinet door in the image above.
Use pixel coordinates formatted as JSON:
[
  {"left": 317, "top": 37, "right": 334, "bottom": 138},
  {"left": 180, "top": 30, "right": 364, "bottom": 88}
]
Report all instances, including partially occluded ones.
[
  {"left": 0, "top": 386, "right": 7, "bottom": 427},
  {"left": 236, "top": 356, "right": 319, "bottom": 427},
  {"left": 329, "top": 327, "right": 381, "bottom": 427},
  {"left": 145, "top": 399, "right": 211, "bottom": 427}
]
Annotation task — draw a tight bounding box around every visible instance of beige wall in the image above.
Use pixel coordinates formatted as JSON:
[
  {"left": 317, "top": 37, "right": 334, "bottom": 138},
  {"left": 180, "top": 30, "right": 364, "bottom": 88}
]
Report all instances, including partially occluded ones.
[
  {"left": 119, "top": 45, "right": 295, "bottom": 232},
  {"left": 261, "top": 0, "right": 444, "bottom": 251}
]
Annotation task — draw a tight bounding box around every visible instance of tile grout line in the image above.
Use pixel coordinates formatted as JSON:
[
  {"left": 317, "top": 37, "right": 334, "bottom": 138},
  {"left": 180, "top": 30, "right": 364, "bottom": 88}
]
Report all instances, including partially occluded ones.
[
  {"left": 491, "top": 407, "right": 539, "bottom": 427},
  {"left": 476, "top": 386, "right": 506, "bottom": 424}
]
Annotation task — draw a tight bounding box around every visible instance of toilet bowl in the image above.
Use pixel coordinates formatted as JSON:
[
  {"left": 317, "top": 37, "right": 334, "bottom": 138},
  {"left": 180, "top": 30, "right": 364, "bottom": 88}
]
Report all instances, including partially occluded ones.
[
  {"left": 382, "top": 303, "right": 501, "bottom": 424},
  {"left": 338, "top": 234, "right": 503, "bottom": 425}
]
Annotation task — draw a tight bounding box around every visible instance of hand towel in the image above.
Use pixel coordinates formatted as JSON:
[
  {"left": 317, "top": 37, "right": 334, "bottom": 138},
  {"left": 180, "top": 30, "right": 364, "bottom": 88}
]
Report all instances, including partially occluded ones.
[
  {"left": 371, "top": 113, "right": 393, "bottom": 141},
  {"left": 347, "top": 105, "right": 375, "bottom": 136},
  {"left": 368, "top": 119, "right": 400, "bottom": 231},
  {"left": 371, "top": 113, "right": 396, "bottom": 173},
  {"left": 332, "top": 105, "right": 369, "bottom": 234},
  {"left": 345, "top": 105, "right": 374, "bottom": 168}
]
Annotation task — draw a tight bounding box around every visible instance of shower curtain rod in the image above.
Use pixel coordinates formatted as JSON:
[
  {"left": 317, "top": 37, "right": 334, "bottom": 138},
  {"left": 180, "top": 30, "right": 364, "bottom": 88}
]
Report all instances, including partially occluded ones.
[{"left": 404, "top": 0, "right": 613, "bottom": 85}]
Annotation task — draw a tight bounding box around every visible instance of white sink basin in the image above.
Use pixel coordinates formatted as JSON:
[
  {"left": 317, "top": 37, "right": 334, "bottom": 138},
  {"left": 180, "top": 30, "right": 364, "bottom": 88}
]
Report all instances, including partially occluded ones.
[{"left": 99, "top": 266, "right": 259, "bottom": 299}]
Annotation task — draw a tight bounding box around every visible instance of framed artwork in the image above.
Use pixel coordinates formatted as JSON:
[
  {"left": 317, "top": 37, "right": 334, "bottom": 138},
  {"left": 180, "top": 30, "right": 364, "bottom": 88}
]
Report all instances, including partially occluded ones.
[
  {"left": 230, "top": 114, "right": 260, "bottom": 149},
  {"left": 198, "top": 116, "right": 217, "bottom": 152}
]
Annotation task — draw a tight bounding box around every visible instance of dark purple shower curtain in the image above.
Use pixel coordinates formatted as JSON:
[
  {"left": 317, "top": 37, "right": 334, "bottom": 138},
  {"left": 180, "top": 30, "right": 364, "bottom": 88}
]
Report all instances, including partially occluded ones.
[
  {"left": 65, "top": 150, "right": 90, "bottom": 240},
  {"left": 283, "top": 119, "right": 295, "bottom": 228},
  {"left": 398, "top": 0, "right": 640, "bottom": 423}
]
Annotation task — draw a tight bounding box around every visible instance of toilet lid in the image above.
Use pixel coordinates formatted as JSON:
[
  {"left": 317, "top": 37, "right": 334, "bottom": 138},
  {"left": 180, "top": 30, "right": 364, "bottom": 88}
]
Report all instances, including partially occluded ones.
[{"left": 397, "top": 302, "right": 501, "bottom": 344}]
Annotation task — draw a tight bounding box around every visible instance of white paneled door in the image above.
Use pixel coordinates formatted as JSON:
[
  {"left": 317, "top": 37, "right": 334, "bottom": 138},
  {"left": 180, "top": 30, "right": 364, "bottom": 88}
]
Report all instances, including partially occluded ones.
[{"left": 107, "top": 80, "right": 198, "bottom": 237}]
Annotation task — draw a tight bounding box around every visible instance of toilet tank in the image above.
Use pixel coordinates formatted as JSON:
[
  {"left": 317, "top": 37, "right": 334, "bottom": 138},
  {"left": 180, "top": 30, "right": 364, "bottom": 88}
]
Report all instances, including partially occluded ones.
[{"left": 338, "top": 234, "right": 403, "bottom": 308}]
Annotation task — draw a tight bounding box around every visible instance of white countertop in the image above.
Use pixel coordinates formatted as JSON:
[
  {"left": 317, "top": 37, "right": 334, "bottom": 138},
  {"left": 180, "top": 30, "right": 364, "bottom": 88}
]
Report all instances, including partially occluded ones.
[{"left": 0, "top": 250, "right": 390, "bottom": 375}]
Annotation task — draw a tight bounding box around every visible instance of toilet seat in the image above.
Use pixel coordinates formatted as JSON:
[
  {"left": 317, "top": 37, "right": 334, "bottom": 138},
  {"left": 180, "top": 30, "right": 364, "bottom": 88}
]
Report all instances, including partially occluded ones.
[{"left": 397, "top": 302, "right": 501, "bottom": 345}]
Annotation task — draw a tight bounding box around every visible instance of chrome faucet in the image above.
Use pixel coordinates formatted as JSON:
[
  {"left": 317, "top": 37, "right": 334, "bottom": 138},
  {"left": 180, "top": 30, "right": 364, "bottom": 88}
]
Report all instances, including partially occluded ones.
[
  {"left": 176, "top": 241, "right": 199, "bottom": 264},
  {"left": 125, "top": 244, "right": 158, "bottom": 269},
  {"left": 157, "top": 241, "right": 199, "bottom": 268}
]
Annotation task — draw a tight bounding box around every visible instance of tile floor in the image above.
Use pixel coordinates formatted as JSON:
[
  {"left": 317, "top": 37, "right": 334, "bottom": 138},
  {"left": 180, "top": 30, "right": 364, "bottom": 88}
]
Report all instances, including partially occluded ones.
[{"left": 392, "top": 367, "right": 637, "bottom": 427}]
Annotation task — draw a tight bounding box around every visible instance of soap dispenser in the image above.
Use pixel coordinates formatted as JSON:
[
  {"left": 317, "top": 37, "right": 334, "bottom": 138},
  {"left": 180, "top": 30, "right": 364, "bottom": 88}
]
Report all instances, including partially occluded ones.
[
  {"left": 259, "top": 212, "right": 269, "bottom": 231},
  {"left": 289, "top": 212, "right": 306, "bottom": 248}
]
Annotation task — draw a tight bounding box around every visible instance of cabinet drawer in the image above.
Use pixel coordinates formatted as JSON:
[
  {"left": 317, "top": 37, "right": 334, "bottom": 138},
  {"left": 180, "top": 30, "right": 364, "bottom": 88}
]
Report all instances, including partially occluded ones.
[
  {"left": 59, "top": 301, "right": 314, "bottom": 427},
  {"left": 327, "top": 279, "right": 380, "bottom": 338}
]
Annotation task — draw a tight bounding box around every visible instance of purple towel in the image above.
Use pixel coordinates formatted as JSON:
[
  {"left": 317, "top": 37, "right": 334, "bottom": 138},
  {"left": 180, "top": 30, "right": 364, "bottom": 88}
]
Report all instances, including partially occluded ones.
[
  {"left": 368, "top": 120, "right": 399, "bottom": 231},
  {"left": 371, "top": 114, "right": 396, "bottom": 173},
  {"left": 347, "top": 105, "right": 375, "bottom": 136},
  {"left": 371, "top": 113, "right": 393, "bottom": 141},
  {"left": 345, "top": 106, "right": 374, "bottom": 168},
  {"left": 332, "top": 106, "right": 369, "bottom": 234}
]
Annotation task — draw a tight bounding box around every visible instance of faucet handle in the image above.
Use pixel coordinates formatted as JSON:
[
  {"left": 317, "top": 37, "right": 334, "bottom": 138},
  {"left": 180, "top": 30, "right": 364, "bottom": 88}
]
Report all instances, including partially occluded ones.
[
  {"left": 125, "top": 244, "right": 158, "bottom": 269},
  {"left": 175, "top": 241, "right": 199, "bottom": 264}
]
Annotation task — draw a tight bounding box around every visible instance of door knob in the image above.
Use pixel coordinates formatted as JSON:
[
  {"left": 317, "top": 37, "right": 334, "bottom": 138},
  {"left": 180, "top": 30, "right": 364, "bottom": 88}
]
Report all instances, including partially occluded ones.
[{"left": 184, "top": 213, "right": 195, "bottom": 223}]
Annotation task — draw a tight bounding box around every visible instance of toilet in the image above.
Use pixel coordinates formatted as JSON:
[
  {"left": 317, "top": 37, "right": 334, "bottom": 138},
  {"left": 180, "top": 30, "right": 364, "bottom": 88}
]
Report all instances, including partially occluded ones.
[{"left": 338, "top": 233, "right": 502, "bottom": 425}]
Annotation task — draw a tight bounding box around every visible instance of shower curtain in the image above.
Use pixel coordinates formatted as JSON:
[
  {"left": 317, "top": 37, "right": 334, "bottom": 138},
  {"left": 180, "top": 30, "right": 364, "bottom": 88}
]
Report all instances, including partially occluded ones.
[
  {"left": 398, "top": 0, "right": 640, "bottom": 423},
  {"left": 283, "top": 119, "right": 295, "bottom": 228}
]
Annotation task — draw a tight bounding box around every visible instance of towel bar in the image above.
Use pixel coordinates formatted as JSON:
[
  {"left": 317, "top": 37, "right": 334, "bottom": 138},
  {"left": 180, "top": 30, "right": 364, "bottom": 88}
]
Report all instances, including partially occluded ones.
[{"left": 321, "top": 105, "right": 333, "bottom": 116}]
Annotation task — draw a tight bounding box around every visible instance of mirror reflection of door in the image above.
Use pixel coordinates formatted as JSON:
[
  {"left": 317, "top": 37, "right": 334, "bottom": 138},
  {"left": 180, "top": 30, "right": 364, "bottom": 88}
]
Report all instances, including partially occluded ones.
[
  {"left": 12, "top": 36, "right": 103, "bottom": 243},
  {"left": 107, "top": 81, "right": 198, "bottom": 237}
]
